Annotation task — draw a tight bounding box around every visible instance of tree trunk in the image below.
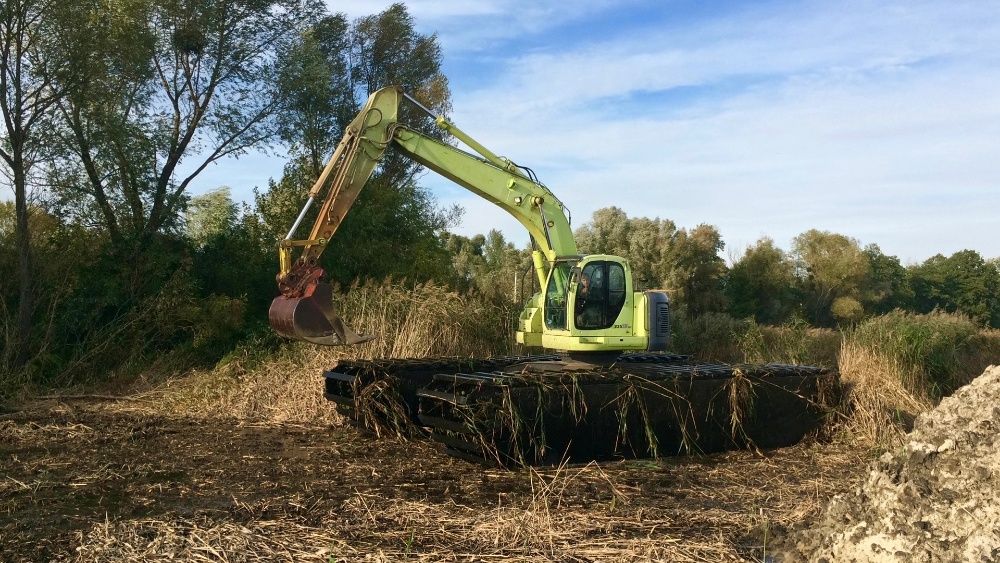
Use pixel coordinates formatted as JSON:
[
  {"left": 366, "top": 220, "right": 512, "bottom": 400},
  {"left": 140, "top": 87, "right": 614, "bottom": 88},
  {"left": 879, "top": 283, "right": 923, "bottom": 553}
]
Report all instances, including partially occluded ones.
[{"left": 12, "top": 160, "right": 32, "bottom": 366}]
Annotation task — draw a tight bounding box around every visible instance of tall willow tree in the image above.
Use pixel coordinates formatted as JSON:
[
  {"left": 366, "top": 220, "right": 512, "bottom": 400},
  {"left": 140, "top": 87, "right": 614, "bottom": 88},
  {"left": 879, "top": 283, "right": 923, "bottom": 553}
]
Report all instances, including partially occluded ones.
[
  {"left": 261, "top": 2, "right": 457, "bottom": 285},
  {"left": 48, "top": 0, "right": 307, "bottom": 252},
  {"left": 0, "top": 0, "right": 72, "bottom": 365}
]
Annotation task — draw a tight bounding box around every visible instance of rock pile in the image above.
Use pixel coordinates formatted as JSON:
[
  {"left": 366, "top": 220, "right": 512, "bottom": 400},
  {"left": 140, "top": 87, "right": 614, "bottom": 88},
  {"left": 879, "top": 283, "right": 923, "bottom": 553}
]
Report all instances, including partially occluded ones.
[{"left": 777, "top": 365, "right": 1000, "bottom": 562}]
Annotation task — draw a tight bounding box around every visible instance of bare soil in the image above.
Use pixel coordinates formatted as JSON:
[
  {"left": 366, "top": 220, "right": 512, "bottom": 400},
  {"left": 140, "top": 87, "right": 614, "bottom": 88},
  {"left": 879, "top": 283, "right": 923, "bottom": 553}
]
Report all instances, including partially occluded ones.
[{"left": 1, "top": 398, "right": 862, "bottom": 562}]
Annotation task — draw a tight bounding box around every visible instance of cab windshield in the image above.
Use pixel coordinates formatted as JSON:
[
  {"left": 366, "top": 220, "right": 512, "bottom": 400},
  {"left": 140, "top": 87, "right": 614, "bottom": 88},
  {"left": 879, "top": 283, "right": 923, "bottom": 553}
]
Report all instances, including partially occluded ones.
[{"left": 543, "top": 261, "right": 576, "bottom": 330}]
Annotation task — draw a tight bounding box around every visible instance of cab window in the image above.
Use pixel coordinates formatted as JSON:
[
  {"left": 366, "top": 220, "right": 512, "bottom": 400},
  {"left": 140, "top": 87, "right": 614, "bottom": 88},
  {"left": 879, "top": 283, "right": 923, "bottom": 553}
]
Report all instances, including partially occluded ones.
[{"left": 575, "top": 261, "right": 627, "bottom": 330}]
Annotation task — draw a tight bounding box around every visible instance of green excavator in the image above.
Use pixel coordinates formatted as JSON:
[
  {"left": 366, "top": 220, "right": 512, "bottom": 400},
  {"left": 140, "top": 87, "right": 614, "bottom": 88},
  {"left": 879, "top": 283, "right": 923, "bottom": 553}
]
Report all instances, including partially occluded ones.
[{"left": 268, "top": 86, "right": 833, "bottom": 466}]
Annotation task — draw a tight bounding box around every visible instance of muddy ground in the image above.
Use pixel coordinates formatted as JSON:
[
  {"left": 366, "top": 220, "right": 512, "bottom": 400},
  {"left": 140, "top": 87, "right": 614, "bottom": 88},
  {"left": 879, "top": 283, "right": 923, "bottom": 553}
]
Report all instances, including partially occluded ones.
[{"left": 1, "top": 399, "right": 862, "bottom": 562}]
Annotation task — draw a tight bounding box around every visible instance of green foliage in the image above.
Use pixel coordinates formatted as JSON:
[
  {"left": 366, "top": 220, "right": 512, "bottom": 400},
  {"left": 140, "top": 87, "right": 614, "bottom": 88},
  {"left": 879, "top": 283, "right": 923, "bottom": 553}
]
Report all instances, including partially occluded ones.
[
  {"left": 726, "top": 237, "right": 797, "bottom": 324},
  {"left": 0, "top": 0, "right": 465, "bottom": 399},
  {"left": 256, "top": 158, "right": 460, "bottom": 286},
  {"left": 909, "top": 250, "right": 1000, "bottom": 327},
  {"left": 184, "top": 187, "right": 237, "bottom": 244},
  {"left": 575, "top": 207, "right": 727, "bottom": 316},
  {"left": 861, "top": 243, "right": 913, "bottom": 314},
  {"left": 847, "top": 311, "right": 980, "bottom": 398},
  {"left": 738, "top": 320, "right": 841, "bottom": 367},
  {"left": 276, "top": 11, "right": 353, "bottom": 175},
  {"left": 831, "top": 296, "right": 864, "bottom": 325},
  {"left": 442, "top": 230, "right": 531, "bottom": 304},
  {"left": 670, "top": 311, "right": 746, "bottom": 362},
  {"left": 671, "top": 310, "right": 840, "bottom": 367},
  {"left": 792, "top": 229, "right": 869, "bottom": 326},
  {"left": 46, "top": 0, "right": 306, "bottom": 246}
]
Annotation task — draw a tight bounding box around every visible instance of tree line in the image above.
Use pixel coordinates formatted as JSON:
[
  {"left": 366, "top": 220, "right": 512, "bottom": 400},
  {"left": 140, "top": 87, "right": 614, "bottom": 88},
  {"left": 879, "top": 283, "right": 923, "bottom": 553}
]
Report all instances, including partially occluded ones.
[
  {"left": 439, "top": 207, "right": 999, "bottom": 330},
  {"left": 572, "top": 207, "right": 999, "bottom": 328}
]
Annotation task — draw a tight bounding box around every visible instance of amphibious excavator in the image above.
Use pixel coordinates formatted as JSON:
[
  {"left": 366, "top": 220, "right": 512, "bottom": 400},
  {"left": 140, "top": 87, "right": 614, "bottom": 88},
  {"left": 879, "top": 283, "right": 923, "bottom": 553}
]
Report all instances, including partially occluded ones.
[{"left": 268, "top": 86, "right": 833, "bottom": 466}]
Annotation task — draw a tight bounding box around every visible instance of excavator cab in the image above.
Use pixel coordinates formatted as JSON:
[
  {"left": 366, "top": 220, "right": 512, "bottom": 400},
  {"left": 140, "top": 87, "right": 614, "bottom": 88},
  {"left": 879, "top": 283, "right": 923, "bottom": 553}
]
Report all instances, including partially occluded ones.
[{"left": 530, "top": 254, "right": 667, "bottom": 352}]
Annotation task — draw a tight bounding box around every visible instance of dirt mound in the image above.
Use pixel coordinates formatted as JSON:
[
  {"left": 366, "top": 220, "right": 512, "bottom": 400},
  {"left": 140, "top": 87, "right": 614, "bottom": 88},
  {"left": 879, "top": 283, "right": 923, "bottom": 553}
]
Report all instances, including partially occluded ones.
[{"left": 775, "top": 365, "right": 1000, "bottom": 562}]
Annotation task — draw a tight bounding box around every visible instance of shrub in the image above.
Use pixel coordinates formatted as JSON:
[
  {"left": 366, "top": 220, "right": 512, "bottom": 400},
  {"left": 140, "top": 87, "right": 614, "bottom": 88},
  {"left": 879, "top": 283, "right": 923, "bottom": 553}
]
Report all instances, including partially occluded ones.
[
  {"left": 846, "top": 310, "right": 980, "bottom": 398},
  {"left": 738, "top": 320, "right": 840, "bottom": 367},
  {"left": 670, "top": 312, "right": 746, "bottom": 362}
]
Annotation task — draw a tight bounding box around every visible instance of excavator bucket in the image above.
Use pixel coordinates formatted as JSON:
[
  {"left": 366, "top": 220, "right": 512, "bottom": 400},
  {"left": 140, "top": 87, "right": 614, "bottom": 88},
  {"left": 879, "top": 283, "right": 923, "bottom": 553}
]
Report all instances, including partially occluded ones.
[{"left": 268, "top": 282, "right": 373, "bottom": 346}]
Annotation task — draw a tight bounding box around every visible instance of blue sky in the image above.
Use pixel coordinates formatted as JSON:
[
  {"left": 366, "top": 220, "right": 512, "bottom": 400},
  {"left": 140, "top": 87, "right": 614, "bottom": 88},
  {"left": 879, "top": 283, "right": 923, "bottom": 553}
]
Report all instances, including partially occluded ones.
[{"left": 188, "top": 0, "right": 1000, "bottom": 263}]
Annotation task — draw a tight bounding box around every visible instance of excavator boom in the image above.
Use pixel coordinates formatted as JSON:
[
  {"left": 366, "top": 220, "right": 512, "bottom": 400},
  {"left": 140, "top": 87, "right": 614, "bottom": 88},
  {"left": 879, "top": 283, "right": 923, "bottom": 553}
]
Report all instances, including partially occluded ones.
[{"left": 269, "top": 86, "right": 576, "bottom": 345}]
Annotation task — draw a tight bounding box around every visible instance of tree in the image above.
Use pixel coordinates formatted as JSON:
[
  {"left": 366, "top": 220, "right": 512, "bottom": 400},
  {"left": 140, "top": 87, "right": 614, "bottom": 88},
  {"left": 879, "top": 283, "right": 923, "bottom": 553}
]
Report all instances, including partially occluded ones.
[
  {"left": 574, "top": 206, "right": 676, "bottom": 290},
  {"left": 910, "top": 250, "right": 1000, "bottom": 327},
  {"left": 254, "top": 162, "right": 459, "bottom": 285},
  {"left": 277, "top": 2, "right": 451, "bottom": 184},
  {"left": 791, "top": 229, "right": 869, "bottom": 326},
  {"left": 861, "top": 243, "right": 913, "bottom": 314},
  {"left": 575, "top": 208, "right": 726, "bottom": 316},
  {"left": 726, "top": 237, "right": 797, "bottom": 324},
  {"left": 476, "top": 230, "right": 531, "bottom": 302},
  {"left": 665, "top": 224, "right": 728, "bottom": 317},
  {"left": 443, "top": 231, "right": 486, "bottom": 291},
  {"left": 261, "top": 3, "right": 456, "bottom": 287},
  {"left": 184, "top": 187, "right": 236, "bottom": 244},
  {"left": 830, "top": 296, "right": 864, "bottom": 324},
  {"left": 0, "top": 0, "right": 68, "bottom": 365},
  {"left": 49, "top": 0, "right": 305, "bottom": 251},
  {"left": 276, "top": 10, "right": 352, "bottom": 177},
  {"left": 349, "top": 2, "right": 451, "bottom": 188}
]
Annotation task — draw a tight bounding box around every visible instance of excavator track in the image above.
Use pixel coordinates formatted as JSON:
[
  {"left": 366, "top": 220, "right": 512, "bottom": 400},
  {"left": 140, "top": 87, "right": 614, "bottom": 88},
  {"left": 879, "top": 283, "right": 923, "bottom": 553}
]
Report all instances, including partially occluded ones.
[
  {"left": 325, "top": 354, "right": 835, "bottom": 466},
  {"left": 324, "top": 354, "right": 560, "bottom": 436}
]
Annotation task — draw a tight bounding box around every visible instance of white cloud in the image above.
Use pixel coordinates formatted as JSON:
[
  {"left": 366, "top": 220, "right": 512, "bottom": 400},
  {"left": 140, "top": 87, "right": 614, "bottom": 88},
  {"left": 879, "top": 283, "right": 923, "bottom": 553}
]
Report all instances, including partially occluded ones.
[
  {"left": 324, "top": 0, "right": 637, "bottom": 51},
  {"left": 185, "top": 0, "right": 1000, "bottom": 263},
  {"left": 328, "top": 0, "right": 502, "bottom": 20},
  {"left": 435, "top": 0, "right": 1000, "bottom": 261}
]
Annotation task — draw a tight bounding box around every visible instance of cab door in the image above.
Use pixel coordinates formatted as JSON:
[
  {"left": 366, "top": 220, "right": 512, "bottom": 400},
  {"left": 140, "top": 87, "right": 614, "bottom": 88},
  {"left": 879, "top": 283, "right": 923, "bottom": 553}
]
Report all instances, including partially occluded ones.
[{"left": 570, "top": 258, "right": 631, "bottom": 335}]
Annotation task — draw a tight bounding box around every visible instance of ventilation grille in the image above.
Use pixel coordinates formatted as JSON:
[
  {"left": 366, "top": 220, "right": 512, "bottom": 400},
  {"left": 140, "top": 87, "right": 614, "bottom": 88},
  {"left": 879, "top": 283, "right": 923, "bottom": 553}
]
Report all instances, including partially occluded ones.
[{"left": 656, "top": 302, "right": 670, "bottom": 336}]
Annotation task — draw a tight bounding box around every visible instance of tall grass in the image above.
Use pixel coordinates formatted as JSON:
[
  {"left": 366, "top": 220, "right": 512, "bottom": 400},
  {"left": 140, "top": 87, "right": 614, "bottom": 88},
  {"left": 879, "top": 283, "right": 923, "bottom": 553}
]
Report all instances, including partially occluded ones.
[
  {"left": 152, "top": 279, "right": 518, "bottom": 423},
  {"left": 672, "top": 310, "right": 1000, "bottom": 449},
  {"left": 151, "top": 289, "right": 1000, "bottom": 447},
  {"left": 838, "top": 311, "right": 1000, "bottom": 447},
  {"left": 335, "top": 279, "right": 515, "bottom": 359},
  {"left": 671, "top": 312, "right": 840, "bottom": 367}
]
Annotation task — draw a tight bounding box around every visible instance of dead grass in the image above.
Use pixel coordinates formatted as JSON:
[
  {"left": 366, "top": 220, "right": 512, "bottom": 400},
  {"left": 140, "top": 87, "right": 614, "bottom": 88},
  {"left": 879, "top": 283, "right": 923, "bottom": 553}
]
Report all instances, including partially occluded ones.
[
  {"left": 143, "top": 280, "right": 517, "bottom": 424},
  {"left": 836, "top": 342, "right": 931, "bottom": 447},
  {"left": 0, "top": 400, "right": 862, "bottom": 563},
  {"left": 836, "top": 313, "right": 1000, "bottom": 449}
]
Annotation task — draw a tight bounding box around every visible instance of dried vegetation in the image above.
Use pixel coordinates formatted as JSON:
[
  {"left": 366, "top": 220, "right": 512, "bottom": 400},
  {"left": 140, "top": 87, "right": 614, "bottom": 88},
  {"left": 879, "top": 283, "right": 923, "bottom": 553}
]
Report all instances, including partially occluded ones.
[
  {"left": 836, "top": 311, "right": 1000, "bottom": 448},
  {"left": 1, "top": 401, "right": 860, "bottom": 562}
]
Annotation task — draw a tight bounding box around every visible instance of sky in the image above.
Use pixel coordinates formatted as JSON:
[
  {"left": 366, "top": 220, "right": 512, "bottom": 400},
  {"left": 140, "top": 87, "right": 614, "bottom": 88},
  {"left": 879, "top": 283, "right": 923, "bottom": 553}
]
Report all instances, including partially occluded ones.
[{"left": 187, "top": 0, "right": 1000, "bottom": 264}]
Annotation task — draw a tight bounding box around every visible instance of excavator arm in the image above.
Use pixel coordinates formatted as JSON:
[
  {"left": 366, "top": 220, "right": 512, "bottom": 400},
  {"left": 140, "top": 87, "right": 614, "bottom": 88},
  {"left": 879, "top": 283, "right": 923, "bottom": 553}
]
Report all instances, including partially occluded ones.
[{"left": 269, "top": 86, "right": 577, "bottom": 345}]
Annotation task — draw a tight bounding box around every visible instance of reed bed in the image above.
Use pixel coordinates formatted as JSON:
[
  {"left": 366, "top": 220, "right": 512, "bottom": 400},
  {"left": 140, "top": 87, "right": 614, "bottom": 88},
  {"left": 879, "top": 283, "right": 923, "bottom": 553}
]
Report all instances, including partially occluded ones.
[
  {"left": 147, "top": 280, "right": 516, "bottom": 424},
  {"left": 671, "top": 313, "right": 840, "bottom": 367},
  {"left": 837, "top": 311, "right": 1000, "bottom": 447}
]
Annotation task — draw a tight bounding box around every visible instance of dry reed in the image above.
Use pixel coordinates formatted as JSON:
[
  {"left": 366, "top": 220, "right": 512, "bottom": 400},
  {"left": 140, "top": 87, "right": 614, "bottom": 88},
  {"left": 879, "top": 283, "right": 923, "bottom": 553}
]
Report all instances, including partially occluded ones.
[
  {"left": 147, "top": 280, "right": 517, "bottom": 424},
  {"left": 836, "top": 311, "right": 1000, "bottom": 448}
]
